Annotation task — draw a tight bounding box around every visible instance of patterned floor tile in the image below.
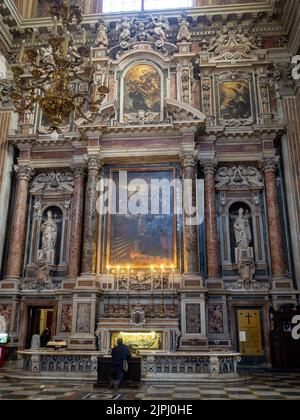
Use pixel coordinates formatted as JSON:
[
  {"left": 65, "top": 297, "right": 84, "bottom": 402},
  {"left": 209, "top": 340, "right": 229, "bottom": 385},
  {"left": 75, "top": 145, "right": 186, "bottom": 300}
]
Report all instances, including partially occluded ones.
[{"left": 0, "top": 371, "right": 299, "bottom": 400}]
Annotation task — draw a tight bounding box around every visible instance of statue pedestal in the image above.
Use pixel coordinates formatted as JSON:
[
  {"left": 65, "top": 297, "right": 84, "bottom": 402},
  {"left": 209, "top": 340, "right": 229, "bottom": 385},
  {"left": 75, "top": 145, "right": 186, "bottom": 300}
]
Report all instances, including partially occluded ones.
[
  {"left": 235, "top": 247, "right": 253, "bottom": 263},
  {"left": 37, "top": 250, "right": 55, "bottom": 265},
  {"left": 179, "top": 274, "right": 208, "bottom": 351},
  {"left": 68, "top": 275, "right": 101, "bottom": 350}
]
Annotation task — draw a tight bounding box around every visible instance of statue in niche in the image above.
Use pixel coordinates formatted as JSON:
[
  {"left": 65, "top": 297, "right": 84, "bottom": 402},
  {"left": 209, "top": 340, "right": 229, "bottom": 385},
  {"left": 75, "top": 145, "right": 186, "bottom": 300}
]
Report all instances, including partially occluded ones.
[
  {"left": 177, "top": 16, "right": 191, "bottom": 43},
  {"left": 234, "top": 208, "right": 252, "bottom": 249},
  {"left": 41, "top": 210, "right": 57, "bottom": 251},
  {"left": 38, "top": 210, "right": 57, "bottom": 265}
]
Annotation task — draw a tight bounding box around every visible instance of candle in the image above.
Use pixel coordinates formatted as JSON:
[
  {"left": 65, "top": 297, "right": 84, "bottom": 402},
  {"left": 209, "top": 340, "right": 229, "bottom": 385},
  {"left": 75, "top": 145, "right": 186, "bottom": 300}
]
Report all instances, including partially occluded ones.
[
  {"left": 62, "top": 32, "right": 70, "bottom": 56},
  {"left": 171, "top": 264, "right": 175, "bottom": 290},
  {"left": 36, "top": 50, "right": 40, "bottom": 66},
  {"left": 32, "top": 29, "right": 37, "bottom": 46},
  {"left": 161, "top": 265, "right": 164, "bottom": 292},
  {"left": 82, "top": 27, "right": 86, "bottom": 44},
  {"left": 90, "top": 47, "right": 93, "bottom": 63},
  {"left": 107, "top": 265, "right": 110, "bottom": 274},
  {"left": 151, "top": 266, "right": 154, "bottom": 291},
  {"left": 117, "top": 265, "right": 120, "bottom": 292},
  {"left": 18, "top": 40, "right": 26, "bottom": 64},
  {"left": 127, "top": 265, "right": 130, "bottom": 292},
  {"left": 53, "top": 16, "right": 58, "bottom": 35}
]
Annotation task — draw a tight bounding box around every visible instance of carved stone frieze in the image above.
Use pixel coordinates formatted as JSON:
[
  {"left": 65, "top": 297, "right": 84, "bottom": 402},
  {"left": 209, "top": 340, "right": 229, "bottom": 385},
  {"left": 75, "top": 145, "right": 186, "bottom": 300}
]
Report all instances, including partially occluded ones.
[
  {"left": 224, "top": 281, "right": 270, "bottom": 292},
  {"left": 31, "top": 171, "right": 74, "bottom": 194},
  {"left": 122, "top": 111, "right": 160, "bottom": 126},
  {"left": 216, "top": 166, "right": 264, "bottom": 190},
  {"left": 0, "top": 79, "right": 12, "bottom": 108},
  {"left": 178, "top": 62, "right": 193, "bottom": 105},
  {"left": 21, "top": 261, "right": 61, "bottom": 291}
]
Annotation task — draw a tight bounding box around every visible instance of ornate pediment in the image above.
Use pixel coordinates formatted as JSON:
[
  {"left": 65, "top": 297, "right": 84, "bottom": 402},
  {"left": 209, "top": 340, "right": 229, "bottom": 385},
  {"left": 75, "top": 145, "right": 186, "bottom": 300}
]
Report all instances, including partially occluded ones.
[
  {"left": 216, "top": 166, "right": 264, "bottom": 190},
  {"left": 200, "top": 24, "right": 265, "bottom": 64},
  {"left": 108, "top": 15, "right": 178, "bottom": 60},
  {"left": 165, "top": 98, "right": 206, "bottom": 125},
  {"left": 75, "top": 100, "right": 118, "bottom": 130},
  {"left": 31, "top": 172, "right": 74, "bottom": 194}
]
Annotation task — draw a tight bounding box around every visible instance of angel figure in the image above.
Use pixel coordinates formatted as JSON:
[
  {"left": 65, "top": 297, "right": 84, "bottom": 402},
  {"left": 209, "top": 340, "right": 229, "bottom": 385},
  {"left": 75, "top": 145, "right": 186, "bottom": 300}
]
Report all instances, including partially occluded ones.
[
  {"left": 151, "top": 16, "right": 169, "bottom": 44},
  {"left": 116, "top": 16, "right": 135, "bottom": 43},
  {"left": 177, "top": 16, "right": 191, "bottom": 42},
  {"left": 96, "top": 21, "right": 108, "bottom": 48}
]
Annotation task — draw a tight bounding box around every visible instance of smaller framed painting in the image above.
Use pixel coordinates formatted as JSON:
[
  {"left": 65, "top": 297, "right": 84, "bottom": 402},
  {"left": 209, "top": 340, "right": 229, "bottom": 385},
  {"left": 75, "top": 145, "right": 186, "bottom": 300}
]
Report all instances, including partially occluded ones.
[{"left": 216, "top": 71, "right": 255, "bottom": 127}]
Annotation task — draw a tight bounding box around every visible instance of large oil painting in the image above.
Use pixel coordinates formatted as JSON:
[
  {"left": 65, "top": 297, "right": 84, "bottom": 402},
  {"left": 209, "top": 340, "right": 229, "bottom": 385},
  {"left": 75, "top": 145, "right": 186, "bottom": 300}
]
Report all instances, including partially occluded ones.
[
  {"left": 107, "top": 169, "right": 176, "bottom": 269},
  {"left": 123, "top": 64, "right": 161, "bottom": 115},
  {"left": 219, "top": 80, "right": 251, "bottom": 120}
]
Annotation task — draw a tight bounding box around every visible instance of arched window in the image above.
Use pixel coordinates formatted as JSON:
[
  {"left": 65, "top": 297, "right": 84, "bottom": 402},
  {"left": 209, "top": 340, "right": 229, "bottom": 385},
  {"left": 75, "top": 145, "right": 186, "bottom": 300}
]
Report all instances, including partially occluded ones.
[{"left": 102, "top": 0, "right": 193, "bottom": 14}]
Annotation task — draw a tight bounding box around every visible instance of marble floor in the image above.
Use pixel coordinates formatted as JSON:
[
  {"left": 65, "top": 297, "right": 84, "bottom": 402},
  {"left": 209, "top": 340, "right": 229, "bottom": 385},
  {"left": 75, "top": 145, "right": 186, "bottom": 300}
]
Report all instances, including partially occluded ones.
[{"left": 0, "top": 372, "right": 300, "bottom": 400}]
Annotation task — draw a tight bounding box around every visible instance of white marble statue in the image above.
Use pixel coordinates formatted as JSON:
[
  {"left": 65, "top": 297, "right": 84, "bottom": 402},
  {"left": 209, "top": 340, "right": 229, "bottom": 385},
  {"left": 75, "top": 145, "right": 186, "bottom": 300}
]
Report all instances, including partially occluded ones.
[
  {"left": 96, "top": 21, "right": 108, "bottom": 48},
  {"left": 41, "top": 210, "right": 57, "bottom": 252},
  {"left": 151, "top": 16, "right": 169, "bottom": 44},
  {"left": 177, "top": 17, "right": 191, "bottom": 42},
  {"left": 117, "top": 16, "right": 134, "bottom": 43},
  {"left": 234, "top": 208, "right": 252, "bottom": 248}
]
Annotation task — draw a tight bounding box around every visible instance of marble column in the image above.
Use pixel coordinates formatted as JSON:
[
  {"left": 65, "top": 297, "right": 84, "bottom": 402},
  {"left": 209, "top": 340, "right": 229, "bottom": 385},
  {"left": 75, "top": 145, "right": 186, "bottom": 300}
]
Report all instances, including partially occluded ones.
[
  {"left": 202, "top": 160, "right": 220, "bottom": 278},
  {"left": 81, "top": 155, "right": 103, "bottom": 276},
  {"left": 6, "top": 164, "right": 34, "bottom": 279},
  {"left": 68, "top": 164, "right": 86, "bottom": 279},
  {"left": 263, "top": 158, "right": 286, "bottom": 277},
  {"left": 182, "top": 153, "right": 199, "bottom": 274}
]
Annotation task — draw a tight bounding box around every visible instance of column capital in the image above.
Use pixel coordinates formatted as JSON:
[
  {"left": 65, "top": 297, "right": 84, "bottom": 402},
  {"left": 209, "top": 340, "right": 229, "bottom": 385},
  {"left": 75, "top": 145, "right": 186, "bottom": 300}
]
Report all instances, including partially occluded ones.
[
  {"left": 201, "top": 159, "right": 218, "bottom": 175},
  {"left": 71, "top": 163, "right": 87, "bottom": 178},
  {"left": 262, "top": 157, "right": 279, "bottom": 173},
  {"left": 85, "top": 154, "right": 103, "bottom": 172},
  {"left": 180, "top": 152, "right": 197, "bottom": 169},
  {"left": 14, "top": 164, "right": 34, "bottom": 182}
]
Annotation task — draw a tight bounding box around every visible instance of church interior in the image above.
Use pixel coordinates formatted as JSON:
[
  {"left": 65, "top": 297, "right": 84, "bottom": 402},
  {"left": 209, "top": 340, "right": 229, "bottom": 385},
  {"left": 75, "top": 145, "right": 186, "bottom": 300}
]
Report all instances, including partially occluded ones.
[{"left": 0, "top": 0, "right": 300, "bottom": 401}]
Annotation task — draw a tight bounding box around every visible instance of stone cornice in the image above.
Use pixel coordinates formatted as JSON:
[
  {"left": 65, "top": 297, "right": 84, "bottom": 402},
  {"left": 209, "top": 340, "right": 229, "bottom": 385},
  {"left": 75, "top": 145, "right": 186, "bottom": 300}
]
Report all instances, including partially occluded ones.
[
  {"left": 2, "top": 0, "right": 284, "bottom": 40},
  {"left": 8, "top": 132, "right": 81, "bottom": 144},
  {"left": 202, "top": 124, "right": 285, "bottom": 140},
  {"left": 11, "top": 3, "right": 276, "bottom": 28}
]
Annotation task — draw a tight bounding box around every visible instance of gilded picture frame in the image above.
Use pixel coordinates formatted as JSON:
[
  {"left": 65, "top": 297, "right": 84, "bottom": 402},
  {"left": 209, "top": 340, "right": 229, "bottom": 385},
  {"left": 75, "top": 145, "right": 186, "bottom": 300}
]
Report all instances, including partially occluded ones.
[
  {"left": 216, "top": 71, "right": 255, "bottom": 127},
  {"left": 105, "top": 167, "right": 178, "bottom": 269}
]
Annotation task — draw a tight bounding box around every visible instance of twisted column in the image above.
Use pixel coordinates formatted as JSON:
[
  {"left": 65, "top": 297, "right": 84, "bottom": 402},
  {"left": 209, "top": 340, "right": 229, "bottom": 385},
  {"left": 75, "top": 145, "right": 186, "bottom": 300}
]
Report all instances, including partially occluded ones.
[
  {"left": 263, "top": 158, "right": 286, "bottom": 277},
  {"left": 81, "top": 155, "right": 103, "bottom": 276},
  {"left": 6, "top": 164, "right": 34, "bottom": 279}
]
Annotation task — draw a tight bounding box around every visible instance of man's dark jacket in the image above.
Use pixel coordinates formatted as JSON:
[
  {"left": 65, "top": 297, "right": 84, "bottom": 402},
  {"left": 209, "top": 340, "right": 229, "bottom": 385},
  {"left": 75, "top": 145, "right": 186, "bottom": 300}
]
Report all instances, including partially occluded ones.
[{"left": 111, "top": 344, "right": 131, "bottom": 369}]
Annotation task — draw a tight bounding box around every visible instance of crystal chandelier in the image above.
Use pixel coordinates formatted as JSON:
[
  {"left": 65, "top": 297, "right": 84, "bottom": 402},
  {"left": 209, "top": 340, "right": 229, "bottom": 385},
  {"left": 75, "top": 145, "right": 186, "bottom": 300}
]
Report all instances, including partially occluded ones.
[{"left": 10, "top": 0, "right": 109, "bottom": 132}]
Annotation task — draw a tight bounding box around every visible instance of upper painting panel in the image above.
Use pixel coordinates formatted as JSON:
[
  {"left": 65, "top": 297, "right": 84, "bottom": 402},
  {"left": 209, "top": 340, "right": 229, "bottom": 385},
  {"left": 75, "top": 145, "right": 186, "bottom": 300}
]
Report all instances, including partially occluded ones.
[{"left": 122, "top": 64, "right": 162, "bottom": 125}]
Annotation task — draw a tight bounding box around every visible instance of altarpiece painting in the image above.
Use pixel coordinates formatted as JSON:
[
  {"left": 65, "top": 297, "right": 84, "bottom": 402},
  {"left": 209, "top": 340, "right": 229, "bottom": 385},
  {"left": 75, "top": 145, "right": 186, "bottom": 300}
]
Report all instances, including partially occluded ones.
[{"left": 107, "top": 169, "right": 176, "bottom": 268}]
